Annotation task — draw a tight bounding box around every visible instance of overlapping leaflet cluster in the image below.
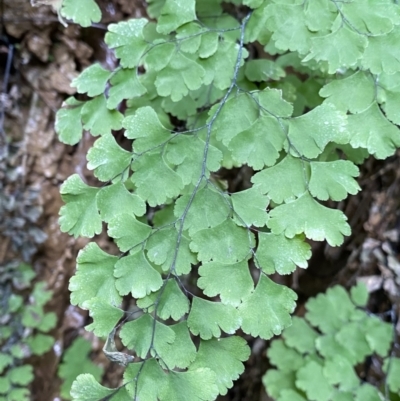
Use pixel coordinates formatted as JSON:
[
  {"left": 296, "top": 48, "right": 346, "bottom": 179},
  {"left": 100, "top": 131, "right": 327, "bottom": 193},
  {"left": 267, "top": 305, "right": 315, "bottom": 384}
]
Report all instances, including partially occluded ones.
[
  {"left": 263, "top": 284, "right": 399, "bottom": 401},
  {"left": 0, "top": 264, "right": 56, "bottom": 401},
  {"left": 55, "top": 0, "right": 400, "bottom": 400}
]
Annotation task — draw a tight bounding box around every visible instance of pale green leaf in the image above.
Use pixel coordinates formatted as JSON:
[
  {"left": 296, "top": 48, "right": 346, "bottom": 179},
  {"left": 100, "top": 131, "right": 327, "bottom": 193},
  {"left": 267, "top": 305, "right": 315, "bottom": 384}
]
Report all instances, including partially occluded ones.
[
  {"left": 158, "top": 322, "right": 197, "bottom": 369},
  {"left": 323, "top": 356, "right": 359, "bottom": 391},
  {"left": 304, "top": 0, "right": 336, "bottom": 32},
  {"left": 190, "top": 337, "right": 250, "bottom": 395},
  {"left": 97, "top": 183, "right": 146, "bottom": 223},
  {"left": 131, "top": 153, "right": 184, "bottom": 206},
  {"left": 155, "top": 53, "right": 205, "bottom": 101},
  {"left": 381, "top": 88, "right": 400, "bottom": 125},
  {"left": 87, "top": 133, "right": 132, "bottom": 182},
  {"left": 267, "top": 340, "right": 304, "bottom": 372},
  {"left": 81, "top": 96, "right": 123, "bottom": 136},
  {"left": 212, "top": 93, "right": 258, "bottom": 146},
  {"left": 114, "top": 251, "right": 163, "bottom": 298},
  {"left": 55, "top": 97, "right": 84, "bottom": 145},
  {"left": 355, "top": 384, "right": 384, "bottom": 401},
  {"left": 69, "top": 243, "right": 121, "bottom": 308},
  {"left": 350, "top": 282, "right": 369, "bottom": 307},
  {"left": 364, "top": 316, "right": 393, "bottom": 356},
  {"left": 157, "top": 0, "right": 196, "bottom": 34},
  {"left": 257, "top": 87, "right": 294, "bottom": 118},
  {"left": 309, "top": 160, "right": 360, "bottom": 201},
  {"left": 123, "top": 106, "right": 171, "bottom": 153},
  {"left": 251, "top": 155, "right": 308, "bottom": 204},
  {"left": 268, "top": 192, "right": 351, "bottom": 246},
  {"left": 70, "top": 374, "right": 116, "bottom": 401},
  {"left": 296, "top": 361, "right": 334, "bottom": 401},
  {"left": 120, "top": 314, "right": 175, "bottom": 358},
  {"left": 288, "top": 103, "right": 349, "bottom": 159},
  {"left": 256, "top": 233, "right": 311, "bottom": 275},
  {"left": 83, "top": 298, "right": 124, "bottom": 337},
  {"left": 136, "top": 279, "right": 189, "bottom": 321},
  {"left": 187, "top": 297, "right": 241, "bottom": 340},
  {"left": 239, "top": 275, "right": 297, "bottom": 340},
  {"left": 383, "top": 357, "right": 400, "bottom": 393},
  {"left": 362, "top": 26, "right": 400, "bottom": 74},
  {"left": 190, "top": 219, "right": 255, "bottom": 264},
  {"left": 105, "top": 19, "right": 149, "bottom": 68},
  {"left": 25, "top": 334, "right": 54, "bottom": 355},
  {"left": 174, "top": 186, "right": 230, "bottom": 235},
  {"left": 166, "top": 135, "right": 222, "bottom": 185},
  {"left": 282, "top": 316, "right": 318, "bottom": 354},
  {"left": 198, "top": 260, "right": 254, "bottom": 307},
  {"left": 348, "top": 102, "right": 400, "bottom": 159},
  {"left": 199, "top": 40, "right": 246, "bottom": 90},
  {"left": 319, "top": 71, "right": 375, "bottom": 114},
  {"left": 107, "top": 214, "right": 152, "bottom": 252},
  {"left": 335, "top": 322, "right": 372, "bottom": 363},
  {"left": 228, "top": 116, "right": 285, "bottom": 170},
  {"left": 71, "top": 64, "right": 111, "bottom": 97},
  {"left": 306, "top": 286, "right": 357, "bottom": 334},
  {"left": 61, "top": 0, "right": 101, "bottom": 27},
  {"left": 159, "top": 368, "right": 218, "bottom": 401},
  {"left": 303, "top": 26, "right": 368, "bottom": 73},
  {"left": 145, "top": 227, "right": 196, "bottom": 275},
  {"left": 245, "top": 59, "right": 285, "bottom": 82},
  {"left": 8, "top": 365, "right": 33, "bottom": 385},
  {"left": 59, "top": 175, "right": 102, "bottom": 238},
  {"left": 124, "top": 359, "right": 164, "bottom": 401},
  {"left": 263, "top": 370, "right": 297, "bottom": 400},
  {"left": 107, "top": 69, "right": 147, "bottom": 109},
  {"left": 341, "top": 0, "right": 400, "bottom": 35},
  {"left": 265, "top": 4, "right": 313, "bottom": 54}
]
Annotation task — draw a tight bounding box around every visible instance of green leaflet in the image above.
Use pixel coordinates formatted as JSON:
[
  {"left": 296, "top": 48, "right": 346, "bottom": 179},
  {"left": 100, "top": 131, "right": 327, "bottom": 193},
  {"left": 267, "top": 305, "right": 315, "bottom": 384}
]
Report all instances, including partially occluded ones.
[
  {"left": 319, "top": 71, "right": 375, "bottom": 114},
  {"left": 190, "top": 219, "right": 255, "bottom": 264},
  {"left": 55, "top": 97, "right": 84, "bottom": 145},
  {"left": 157, "top": 0, "right": 197, "bottom": 34},
  {"left": 71, "top": 64, "right": 111, "bottom": 97},
  {"left": 268, "top": 192, "right": 351, "bottom": 246},
  {"left": 87, "top": 133, "right": 132, "bottom": 182},
  {"left": 198, "top": 260, "right": 254, "bottom": 307},
  {"left": 105, "top": 19, "right": 149, "bottom": 68},
  {"left": 252, "top": 154, "right": 308, "bottom": 204},
  {"left": 69, "top": 243, "right": 121, "bottom": 308},
  {"left": 120, "top": 314, "right": 175, "bottom": 359},
  {"left": 309, "top": 160, "right": 360, "bottom": 201},
  {"left": 239, "top": 275, "right": 297, "bottom": 340},
  {"left": 256, "top": 233, "right": 311, "bottom": 275},
  {"left": 348, "top": 102, "right": 400, "bottom": 159},
  {"left": 288, "top": 102, "right": 349, "bottom": 159},
  {"left": 190, "top": 337, "right": 250, "bottom": 395},
  {"left": 136, "top": 279, "right": 189, "bottom": 320},
  {"left": 81, "top": 95, "right": 123, "bottom": 136},
  {"left": 59, "top": 175, "right": 102, "bottom": 238},
  {"left": 187, "top": 297, "right": 241, "bottom": 340},
  {"left": 114, "top": 251, "right": 163, "bottom": 298},
  {"left": 60, "top": 0, "right": 101, "bottom": 27},
  {"left": 83, "top": 298, "right": 124, "bottom": 337}
]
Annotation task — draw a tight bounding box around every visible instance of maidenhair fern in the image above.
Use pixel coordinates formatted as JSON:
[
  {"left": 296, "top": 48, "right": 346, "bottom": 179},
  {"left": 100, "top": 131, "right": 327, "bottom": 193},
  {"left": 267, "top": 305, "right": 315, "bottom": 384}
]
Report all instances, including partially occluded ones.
[
  {"left": 52, "top": 0, "right": 400, "bottom": 400},
  {"left": 0, "top": 263, "right": 56, "bottom": 401},
  {"left": 263, "top": 284, "right": 399, "bottom": 401},
  {"left": 58, "top": 337, "right": 104, "bottom": 400}
]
